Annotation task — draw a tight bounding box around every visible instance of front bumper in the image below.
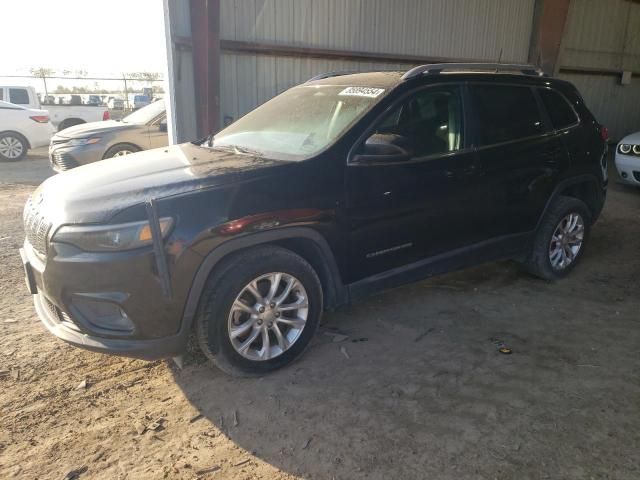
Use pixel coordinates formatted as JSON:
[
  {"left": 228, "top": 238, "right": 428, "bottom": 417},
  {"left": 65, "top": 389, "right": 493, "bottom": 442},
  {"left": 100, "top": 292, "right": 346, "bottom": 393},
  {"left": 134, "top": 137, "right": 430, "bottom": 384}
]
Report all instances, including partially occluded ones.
[
  {"left": 49, "top": 142, "right": 107, "bottom": 172},
  {"left": 614, "top": 153, "right": 640, "bottom": 185},
  {"left": 33, "top": 292, "right": 188, "bottom": 360},
  {"left": 21, "top": 239, "right": 193, "bottom": 360}
]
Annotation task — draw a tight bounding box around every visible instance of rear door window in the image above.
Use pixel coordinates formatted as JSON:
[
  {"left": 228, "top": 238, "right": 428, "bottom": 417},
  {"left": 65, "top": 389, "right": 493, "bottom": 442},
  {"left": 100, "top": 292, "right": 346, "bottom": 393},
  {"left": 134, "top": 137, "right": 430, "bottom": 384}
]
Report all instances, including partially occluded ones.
[
  {"left": 470, "top": 85, "right": 544, "bottom": 146},
  {"left": 538, "top": 88, "right": 579, "bottom": 130},
  {"left": 9, "top": 88, "right": 30, "bottom": 105}
]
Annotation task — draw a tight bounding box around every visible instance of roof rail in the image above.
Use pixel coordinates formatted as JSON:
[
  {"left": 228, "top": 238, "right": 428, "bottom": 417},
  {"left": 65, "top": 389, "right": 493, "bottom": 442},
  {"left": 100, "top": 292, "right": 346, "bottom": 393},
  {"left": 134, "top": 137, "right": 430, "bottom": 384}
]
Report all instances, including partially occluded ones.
[
  {"left": 306, "top": 71, "right": 362, "bottom": 82},
  {"left": 401, "top": 63, "right": 545, "bottom": 80}
]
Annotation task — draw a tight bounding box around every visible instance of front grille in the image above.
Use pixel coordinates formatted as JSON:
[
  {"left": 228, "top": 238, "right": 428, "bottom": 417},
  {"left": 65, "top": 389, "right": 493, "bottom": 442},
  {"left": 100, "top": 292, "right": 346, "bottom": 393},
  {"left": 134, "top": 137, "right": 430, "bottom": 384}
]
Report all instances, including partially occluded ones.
[
  {"left": 23, "top": 198, "right": 52, "bottom": 255},
  {"left": 633, "top": 171, "right": 640, "bottom": 182},
  {"left": 52, "top": 151, "right": 79, "bottom": 171},
  {"left": 43, "top": 297, "right": 80, "bottom": 332}
]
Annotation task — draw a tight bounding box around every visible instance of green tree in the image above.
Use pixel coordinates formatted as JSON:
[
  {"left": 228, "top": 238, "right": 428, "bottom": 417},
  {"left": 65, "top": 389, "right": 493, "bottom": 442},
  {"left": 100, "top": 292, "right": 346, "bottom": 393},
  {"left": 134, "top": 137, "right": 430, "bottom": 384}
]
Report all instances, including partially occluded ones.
[{"left": 54, "top": 85, "right": 70, "bottom": 94}]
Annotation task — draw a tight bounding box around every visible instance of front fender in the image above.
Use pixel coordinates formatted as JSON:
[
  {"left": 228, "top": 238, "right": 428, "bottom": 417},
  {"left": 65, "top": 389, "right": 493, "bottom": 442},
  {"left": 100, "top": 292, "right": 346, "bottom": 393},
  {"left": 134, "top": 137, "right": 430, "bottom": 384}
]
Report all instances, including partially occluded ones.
[{"left": 180, "top": 226, "right": 346, "bottom": 335}]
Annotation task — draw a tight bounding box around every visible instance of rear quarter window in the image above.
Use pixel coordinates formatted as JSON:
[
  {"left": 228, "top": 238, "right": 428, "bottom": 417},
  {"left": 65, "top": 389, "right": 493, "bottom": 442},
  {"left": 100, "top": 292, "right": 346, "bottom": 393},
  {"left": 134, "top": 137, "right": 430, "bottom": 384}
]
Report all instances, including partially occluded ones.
[
  {"left": 470, "top": 84, "right": 544, "bottom": 146},
  {"left": 538, "top": 88, "right": 579, "bottom": 130}
]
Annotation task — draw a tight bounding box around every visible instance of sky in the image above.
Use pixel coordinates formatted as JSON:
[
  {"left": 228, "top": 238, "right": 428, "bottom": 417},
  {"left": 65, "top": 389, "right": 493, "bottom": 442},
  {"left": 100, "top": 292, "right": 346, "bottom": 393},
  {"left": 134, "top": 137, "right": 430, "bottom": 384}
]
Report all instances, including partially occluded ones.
[{"left": 2, "top": 0, "right": 167, "bottom": 79}]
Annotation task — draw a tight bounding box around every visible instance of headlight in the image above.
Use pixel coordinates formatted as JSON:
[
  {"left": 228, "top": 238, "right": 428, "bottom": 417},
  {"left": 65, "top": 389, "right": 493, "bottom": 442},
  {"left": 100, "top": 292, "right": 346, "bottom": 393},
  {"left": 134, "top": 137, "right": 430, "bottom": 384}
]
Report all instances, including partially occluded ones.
[
  {"left": 52, "top": 218, "right": 173, "bottom": 252},
  {"left": 619, "top": 144, "right": 640, "bottom": 156},
  {"left": 67, "top": 137, "right": 101, "bottom": 146},
  {"left": 619, "top": 144, "right": 632, "bottom": 154}
]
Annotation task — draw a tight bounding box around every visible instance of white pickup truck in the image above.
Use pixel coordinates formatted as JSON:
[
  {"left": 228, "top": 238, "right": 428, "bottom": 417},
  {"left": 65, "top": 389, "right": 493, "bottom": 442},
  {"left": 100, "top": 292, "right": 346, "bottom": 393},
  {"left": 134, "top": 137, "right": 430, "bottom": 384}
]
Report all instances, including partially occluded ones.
[{"left": 0, "top": 85, "right": 110, "bottom": 132}]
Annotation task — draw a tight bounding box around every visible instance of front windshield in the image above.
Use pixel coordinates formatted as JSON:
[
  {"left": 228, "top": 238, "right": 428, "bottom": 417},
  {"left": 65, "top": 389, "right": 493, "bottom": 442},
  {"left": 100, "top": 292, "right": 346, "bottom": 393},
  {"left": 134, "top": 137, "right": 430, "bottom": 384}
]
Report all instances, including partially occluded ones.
[
  {"left": 210, "top": 85, "right": 386, "bottom": 161},
  {"left": 122, "top": 99, "right": 165, "bottom": 124}
]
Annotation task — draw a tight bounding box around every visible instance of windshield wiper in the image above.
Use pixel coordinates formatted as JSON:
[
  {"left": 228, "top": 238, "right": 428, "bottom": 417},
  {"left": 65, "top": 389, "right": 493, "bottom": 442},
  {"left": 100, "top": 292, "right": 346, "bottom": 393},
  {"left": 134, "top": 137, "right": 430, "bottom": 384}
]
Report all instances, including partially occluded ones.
[{"left": 211, "top": 144, "right": 263, "bottom": 157}]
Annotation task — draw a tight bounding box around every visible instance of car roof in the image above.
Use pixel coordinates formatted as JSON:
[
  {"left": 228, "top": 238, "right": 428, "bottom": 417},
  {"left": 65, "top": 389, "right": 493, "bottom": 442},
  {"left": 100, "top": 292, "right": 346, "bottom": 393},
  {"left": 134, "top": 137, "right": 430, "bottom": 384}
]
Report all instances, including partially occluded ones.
[
  {"left": 305, "top": 66, "right": 572, "bottom": 92},
  {"left": 306, "top": 71, "right": 404, "bottom": 88}
]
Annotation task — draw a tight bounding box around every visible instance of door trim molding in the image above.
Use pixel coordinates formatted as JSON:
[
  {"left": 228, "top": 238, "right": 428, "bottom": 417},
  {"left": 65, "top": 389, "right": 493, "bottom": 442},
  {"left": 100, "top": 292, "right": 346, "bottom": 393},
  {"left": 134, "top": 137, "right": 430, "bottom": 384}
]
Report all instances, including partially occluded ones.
[{"left": 348, "top": 231, "right": 531, "bottom": 299}]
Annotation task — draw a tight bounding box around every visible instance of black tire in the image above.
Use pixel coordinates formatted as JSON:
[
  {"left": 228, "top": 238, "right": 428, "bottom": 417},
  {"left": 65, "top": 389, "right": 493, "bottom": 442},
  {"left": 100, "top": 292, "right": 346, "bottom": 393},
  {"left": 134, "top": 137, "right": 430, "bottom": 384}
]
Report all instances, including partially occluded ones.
[
  {"left": 195, "top": 245, "right": 323, "bottom": 376},
  {"left": 103, "top": 143, "right": 140, "bottom": 159},
  {"left": 524, "top": 196, "right": 592, "bottom": 281},
  {"left": 0, "top": 132, "right": 28, "bottom": 162}
]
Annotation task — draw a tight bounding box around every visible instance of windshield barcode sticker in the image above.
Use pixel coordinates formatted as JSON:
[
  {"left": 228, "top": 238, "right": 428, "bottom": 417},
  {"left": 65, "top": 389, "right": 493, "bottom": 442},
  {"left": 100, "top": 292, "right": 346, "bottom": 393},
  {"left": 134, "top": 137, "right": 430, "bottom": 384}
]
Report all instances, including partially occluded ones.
[{"left": 338, "top": 87, "right": 385, "bottom": 98}]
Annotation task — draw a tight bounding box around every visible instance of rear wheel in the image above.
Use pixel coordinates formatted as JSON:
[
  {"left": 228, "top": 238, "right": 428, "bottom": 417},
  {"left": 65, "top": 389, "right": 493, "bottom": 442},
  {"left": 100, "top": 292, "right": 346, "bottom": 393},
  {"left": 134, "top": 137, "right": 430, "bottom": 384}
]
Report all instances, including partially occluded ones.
[
  {"left": 524, "top": 196, "right": 591, "bottom": 280},
  {"left": 104, "top": 143, "right": 140, "bottom": 159},
  {"left": 0, "top": 132, "right": 28, "bottom": 162},
  {"left": 195, "top": 246, "right": 323, "bottom": 376}
]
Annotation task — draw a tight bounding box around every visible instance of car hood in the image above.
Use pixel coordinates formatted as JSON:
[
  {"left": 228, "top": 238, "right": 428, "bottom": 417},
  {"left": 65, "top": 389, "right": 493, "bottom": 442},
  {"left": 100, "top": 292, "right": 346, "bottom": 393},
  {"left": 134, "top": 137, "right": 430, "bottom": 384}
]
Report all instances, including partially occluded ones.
[
  {"left": 32, "top": 142, "right": 289, "bottom": 225},
  {"left": 619, "top": 131, "right": 640, "bottom": 145},
  {"left": 55, "top": 120, "right": 135, "bottom": 138}
]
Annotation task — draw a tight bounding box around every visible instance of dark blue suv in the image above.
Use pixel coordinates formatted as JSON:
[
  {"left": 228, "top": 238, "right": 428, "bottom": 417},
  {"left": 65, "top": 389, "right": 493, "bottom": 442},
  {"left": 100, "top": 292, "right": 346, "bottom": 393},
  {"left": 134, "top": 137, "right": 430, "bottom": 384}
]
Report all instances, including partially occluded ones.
[{"left": 21, "top": 63, "right": 608, "bottom": 375}]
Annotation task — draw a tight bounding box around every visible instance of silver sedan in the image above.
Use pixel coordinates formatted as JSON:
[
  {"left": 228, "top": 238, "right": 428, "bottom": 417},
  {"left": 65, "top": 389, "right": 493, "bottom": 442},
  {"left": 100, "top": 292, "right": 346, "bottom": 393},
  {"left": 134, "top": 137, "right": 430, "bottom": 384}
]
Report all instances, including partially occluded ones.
[{"left": 49, "top": 100, "right": 168, "bottom": 172}]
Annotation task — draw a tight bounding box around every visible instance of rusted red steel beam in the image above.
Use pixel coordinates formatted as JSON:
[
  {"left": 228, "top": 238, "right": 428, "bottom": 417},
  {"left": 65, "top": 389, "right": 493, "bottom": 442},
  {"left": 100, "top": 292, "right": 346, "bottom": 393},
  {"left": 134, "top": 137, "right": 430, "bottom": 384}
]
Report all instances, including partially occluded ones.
[{"left": 190, "top": 0, "right": 221, "bottom": 137}]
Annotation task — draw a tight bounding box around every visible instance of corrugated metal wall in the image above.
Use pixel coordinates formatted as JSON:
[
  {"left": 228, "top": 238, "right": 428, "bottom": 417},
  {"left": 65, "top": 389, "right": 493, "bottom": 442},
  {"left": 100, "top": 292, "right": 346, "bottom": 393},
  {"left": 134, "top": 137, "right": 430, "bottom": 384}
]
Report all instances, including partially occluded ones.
[
  {"left": 219, "top": 0, "right": 536, "bottom": 122},
  {"left": 559, "top": 0, "right": 640, "bottom": 139},
  {"left": 561, "top": 0, "right": 640, "bottom": 72},
  {"left": 217, "top": 0, "right": 640, "bottom": 139}
]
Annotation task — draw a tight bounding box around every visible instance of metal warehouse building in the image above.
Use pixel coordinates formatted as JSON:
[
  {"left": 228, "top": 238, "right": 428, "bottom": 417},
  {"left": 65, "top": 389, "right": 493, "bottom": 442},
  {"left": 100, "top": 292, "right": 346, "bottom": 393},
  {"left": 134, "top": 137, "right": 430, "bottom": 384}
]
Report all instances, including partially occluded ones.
[{"left": 163, "top": 0, "right": 640, "bottom": 142}]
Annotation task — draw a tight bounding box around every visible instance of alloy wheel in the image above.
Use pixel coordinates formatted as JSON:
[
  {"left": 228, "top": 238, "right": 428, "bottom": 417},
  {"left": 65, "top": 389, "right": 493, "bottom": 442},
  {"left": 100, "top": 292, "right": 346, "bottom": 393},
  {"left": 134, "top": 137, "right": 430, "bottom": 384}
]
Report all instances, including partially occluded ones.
[
  {"left": 548, "top": 212, "right": 585, "bottom": 270},
  {"left": 0, "top": 136, "right": 24, "bottom": 159},
  {"left": 228, "top": 272, "right": 309, "bottom": 361},
  {"left": 112, "top": 150, "right": 133, "bottom": 157}
]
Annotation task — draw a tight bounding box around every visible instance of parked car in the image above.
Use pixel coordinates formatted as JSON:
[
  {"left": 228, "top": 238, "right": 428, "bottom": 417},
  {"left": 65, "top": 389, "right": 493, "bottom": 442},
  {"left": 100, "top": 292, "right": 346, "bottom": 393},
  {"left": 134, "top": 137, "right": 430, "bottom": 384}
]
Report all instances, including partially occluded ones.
[
  {"left": 87, "top": 95, "right": 102, "bottom": 106},
  {"left": 48, "top": 99, "right": 167, "bottom": 171},
  {"left": 133, "top": 95, "right": 151, "bottom": 109},
  {"left": 107, "top": 97, "right": 125, "bottom": 110},
  {"left": 21, "top": 64, "right": 608, "bottom": 376},
  {"left": 614, "top": 131, "right": 640, "bottom": 186},
  {"left": 0, "top": 86, "right": 110, "bottom": 131},
  {"left": 0, "top": 100, "right": 55, "bottom": 161}
]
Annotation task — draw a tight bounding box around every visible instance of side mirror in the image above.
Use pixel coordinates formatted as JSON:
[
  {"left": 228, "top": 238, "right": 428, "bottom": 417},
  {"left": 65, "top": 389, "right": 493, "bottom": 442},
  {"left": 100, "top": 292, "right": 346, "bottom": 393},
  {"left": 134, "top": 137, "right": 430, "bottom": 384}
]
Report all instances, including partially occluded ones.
[
  {"left": 352, "top": 133, "right": 412, "bottom": 164},
  {"left": 159, "top": 119, "right": 168, "bottom": 133}
]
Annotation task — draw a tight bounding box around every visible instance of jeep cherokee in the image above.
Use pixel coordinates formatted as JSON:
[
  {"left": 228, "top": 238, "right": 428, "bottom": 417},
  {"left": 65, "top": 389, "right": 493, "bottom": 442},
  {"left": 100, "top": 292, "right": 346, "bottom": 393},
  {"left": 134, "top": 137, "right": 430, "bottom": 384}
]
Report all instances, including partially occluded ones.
[{"left": 21, "top": 63, "right": 608, "bottom": 375}]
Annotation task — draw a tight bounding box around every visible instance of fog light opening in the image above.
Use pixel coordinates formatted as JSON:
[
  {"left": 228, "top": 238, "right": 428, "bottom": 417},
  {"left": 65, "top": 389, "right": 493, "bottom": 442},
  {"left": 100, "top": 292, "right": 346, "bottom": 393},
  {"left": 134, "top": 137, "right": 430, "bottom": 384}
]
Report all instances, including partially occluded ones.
[{"left": 71, "top": 297, "right": 135, "bottom": 334}]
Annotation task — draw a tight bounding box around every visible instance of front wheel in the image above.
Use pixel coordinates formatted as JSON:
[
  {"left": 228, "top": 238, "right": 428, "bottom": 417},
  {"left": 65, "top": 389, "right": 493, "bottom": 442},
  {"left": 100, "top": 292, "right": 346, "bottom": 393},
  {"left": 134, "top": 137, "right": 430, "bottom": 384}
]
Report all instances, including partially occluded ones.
[
  {"left": 524, "top": 196, "right": 591, "bottom": 280},
  {"left": 104, "top": 143, "right": 140, "bottom": 159},
  {"left": 0, "top": 132, "right": 28, "bottom": 161},
  {"left": 195, "top": 246, "right": 323, "bottom": 376}
]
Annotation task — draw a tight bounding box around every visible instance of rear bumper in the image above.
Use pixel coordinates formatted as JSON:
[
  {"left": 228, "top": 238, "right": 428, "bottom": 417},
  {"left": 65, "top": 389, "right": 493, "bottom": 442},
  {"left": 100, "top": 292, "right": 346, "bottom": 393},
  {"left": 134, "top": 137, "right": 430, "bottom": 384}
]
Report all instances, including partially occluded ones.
[{"left": 29, "top": 124, "right": 55, "bottom": 149}]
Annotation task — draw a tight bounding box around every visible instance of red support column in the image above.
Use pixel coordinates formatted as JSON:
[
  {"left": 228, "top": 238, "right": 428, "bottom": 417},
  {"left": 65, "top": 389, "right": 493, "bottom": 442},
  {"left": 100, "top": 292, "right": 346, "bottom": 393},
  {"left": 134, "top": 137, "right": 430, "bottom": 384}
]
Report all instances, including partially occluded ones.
[
  {"left": 190, "top": 0, "right": 221, "bottom": 137},
  {"left": 529, "top": 0, "right": 572, "bottom": 75}
]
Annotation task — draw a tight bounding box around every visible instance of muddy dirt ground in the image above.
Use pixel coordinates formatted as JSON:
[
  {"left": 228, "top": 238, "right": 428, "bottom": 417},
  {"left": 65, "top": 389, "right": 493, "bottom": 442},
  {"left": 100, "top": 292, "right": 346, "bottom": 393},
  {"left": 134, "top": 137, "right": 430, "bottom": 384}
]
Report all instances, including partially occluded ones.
[{"left": 0, "top": 164, "right": 639, "bottom": 479}]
